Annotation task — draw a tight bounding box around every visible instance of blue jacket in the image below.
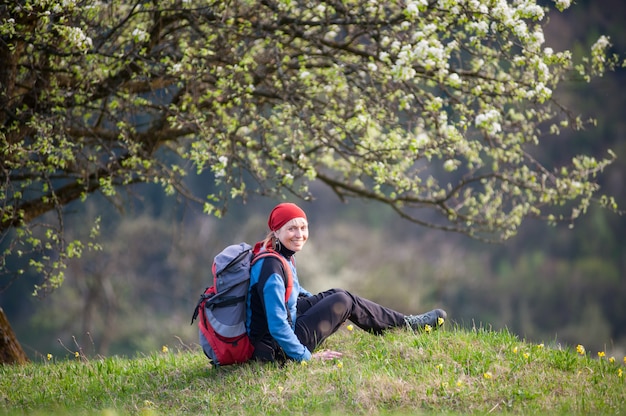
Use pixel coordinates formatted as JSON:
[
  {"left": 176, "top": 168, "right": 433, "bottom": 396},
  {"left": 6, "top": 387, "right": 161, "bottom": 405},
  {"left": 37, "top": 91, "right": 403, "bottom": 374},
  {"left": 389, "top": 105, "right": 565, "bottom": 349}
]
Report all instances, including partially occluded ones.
[{"left": 246, "top": 248, "right": 313, "bottom": 361}]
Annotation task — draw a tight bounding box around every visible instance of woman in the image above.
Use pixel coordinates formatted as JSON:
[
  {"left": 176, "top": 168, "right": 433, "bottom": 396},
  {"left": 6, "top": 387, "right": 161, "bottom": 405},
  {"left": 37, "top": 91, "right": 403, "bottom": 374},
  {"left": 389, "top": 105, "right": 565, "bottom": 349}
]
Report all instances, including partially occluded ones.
[{"left": 246, "top": 202, "right": 447, "bottom": 362}]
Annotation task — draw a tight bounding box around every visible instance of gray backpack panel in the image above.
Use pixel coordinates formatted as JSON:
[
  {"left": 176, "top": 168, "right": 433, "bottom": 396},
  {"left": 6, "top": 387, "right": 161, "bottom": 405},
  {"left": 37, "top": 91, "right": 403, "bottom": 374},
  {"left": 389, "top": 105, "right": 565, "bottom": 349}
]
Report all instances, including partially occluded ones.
[{"left": 205, "top": 243, "right": 253, "bottom": 338}]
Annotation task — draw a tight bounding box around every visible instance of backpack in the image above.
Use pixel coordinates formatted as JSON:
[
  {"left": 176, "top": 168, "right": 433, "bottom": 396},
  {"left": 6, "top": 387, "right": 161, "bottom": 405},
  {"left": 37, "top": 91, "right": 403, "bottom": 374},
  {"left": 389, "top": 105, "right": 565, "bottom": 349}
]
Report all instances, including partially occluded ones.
[{"left": 191, "top": 242, "right": 293, "bottom": 366}]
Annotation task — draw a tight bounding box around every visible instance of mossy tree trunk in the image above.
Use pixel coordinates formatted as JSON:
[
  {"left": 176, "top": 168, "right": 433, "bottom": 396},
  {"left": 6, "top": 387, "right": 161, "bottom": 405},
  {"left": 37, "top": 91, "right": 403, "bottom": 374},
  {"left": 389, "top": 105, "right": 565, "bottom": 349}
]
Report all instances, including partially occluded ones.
[{"left": 0, "top": 307, "right": 29, "bottom": 365}]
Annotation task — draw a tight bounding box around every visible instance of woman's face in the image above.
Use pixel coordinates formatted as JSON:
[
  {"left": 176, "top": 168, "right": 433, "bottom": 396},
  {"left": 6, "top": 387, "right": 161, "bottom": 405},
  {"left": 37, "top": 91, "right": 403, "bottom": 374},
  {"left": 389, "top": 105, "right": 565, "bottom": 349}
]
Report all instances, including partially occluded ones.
[{"left": 275, "top": 218, "right": 308, "bottom": 252}]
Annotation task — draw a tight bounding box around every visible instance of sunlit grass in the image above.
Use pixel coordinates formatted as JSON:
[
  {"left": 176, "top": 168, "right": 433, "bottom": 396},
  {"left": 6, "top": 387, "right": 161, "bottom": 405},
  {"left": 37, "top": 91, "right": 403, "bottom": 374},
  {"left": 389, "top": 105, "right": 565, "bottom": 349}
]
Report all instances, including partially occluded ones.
[{"left": 1, "top": 325, "right": 624, "bottom": 415}]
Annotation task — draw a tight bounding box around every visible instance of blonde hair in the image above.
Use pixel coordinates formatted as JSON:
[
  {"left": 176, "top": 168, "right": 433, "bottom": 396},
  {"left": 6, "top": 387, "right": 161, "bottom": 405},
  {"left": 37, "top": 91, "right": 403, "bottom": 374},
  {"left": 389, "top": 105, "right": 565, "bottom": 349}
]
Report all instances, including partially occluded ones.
[{"left": 262, "top": 217, "right": 308, "bottom": 250}]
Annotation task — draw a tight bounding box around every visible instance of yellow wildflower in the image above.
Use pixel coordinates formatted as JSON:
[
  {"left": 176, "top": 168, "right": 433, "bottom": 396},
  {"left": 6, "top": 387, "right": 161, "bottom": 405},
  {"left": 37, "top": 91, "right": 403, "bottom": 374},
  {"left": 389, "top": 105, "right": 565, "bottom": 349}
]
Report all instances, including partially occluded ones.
[
  {"left": 576, "top": 344, "right": 585, "bottom": 355},
  {"left": 597, "top": 351, "right": 605, "bottom": 358},
  {"left": 162, "top": 345, "right": 169, "bottom": 353},
  {"left": 47, "top": 354, "right": 52, "bottom": 361},
  {"left": 424, "top": 324, "right": 432, "bottom": 333},
  {"left": 623, "top": 356, "right": 626, "bottom": 365},
  {"left": 346, "top": 324, "right": 354, "bottom": 331},
  {"left": 483, "top": 372, "right": 493, "bottom": 379},
  {"left": 456, "top": 380, "right": 463, "bottom": 387},
  {"left": 437, "top": 317, "right": 445, "bottom": 326},
  {"left": 618, "top": 368, "right": 623, "bottom": 378},
  {"left": 537, "top": 343, "right": 544, "bottom": 349},
  {"left": 512, "top": 346, "right": 518, "bottom": 354},
  {"left": 337, "top": 361, "right": 343, "bottom": 369},
  {"left": 523, "top": 353, "right": 530, "bottom": 360},
  {"left": 301, "top": 360, "right": 308, "bottom": 366},
  {"left": 74, "top": 351, "right": 80, "bottom": 358},
  {"left": 609, "top": 356, "right": 615, "bottom": 364}
]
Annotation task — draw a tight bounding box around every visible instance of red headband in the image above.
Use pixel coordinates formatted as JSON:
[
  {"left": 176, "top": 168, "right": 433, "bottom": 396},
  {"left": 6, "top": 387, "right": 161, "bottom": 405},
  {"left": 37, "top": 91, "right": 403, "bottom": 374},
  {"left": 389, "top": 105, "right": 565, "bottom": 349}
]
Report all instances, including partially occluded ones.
[{"left": 268, "top": 203, "right": 307, "bottom": 231}]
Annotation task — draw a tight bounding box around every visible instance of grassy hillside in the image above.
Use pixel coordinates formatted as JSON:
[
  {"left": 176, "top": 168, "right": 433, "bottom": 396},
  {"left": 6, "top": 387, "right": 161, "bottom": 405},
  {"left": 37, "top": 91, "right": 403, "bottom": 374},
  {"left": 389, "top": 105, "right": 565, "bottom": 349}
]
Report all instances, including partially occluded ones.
[{"left": 1, "top": 326, "right": 624, "bottom": 415}]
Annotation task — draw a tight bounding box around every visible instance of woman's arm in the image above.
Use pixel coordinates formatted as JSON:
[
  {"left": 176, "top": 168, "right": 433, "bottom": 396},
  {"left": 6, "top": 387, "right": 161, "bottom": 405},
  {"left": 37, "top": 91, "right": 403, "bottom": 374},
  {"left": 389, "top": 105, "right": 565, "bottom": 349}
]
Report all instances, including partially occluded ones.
[{"left": 261, "top": 273, "right": 312, "bottom": 361}]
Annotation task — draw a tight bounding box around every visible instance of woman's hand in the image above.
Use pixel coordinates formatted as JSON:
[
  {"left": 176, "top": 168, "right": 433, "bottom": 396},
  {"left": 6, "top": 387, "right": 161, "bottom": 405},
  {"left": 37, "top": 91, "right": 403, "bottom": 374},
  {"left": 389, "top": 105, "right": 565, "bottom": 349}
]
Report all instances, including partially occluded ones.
[{"left": 311, "top": 350, "right": 343, "bottom": 360}]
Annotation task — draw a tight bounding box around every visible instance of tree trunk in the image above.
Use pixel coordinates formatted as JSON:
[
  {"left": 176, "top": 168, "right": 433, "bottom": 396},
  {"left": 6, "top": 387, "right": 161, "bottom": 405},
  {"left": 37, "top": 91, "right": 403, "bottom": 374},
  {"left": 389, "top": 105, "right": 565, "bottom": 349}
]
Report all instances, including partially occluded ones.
[{"left": 0, "top": 307, "right": 29, "bottom": 365}]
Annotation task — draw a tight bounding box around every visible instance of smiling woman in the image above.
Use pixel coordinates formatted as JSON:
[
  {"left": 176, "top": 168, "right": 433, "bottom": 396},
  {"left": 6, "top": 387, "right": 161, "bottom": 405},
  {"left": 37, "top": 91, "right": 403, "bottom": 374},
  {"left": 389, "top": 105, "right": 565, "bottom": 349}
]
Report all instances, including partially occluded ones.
[
  {"left": 274, "top": 219, "right": 308, "bottom": 251},
  {"left": 246, "top": 202, "right": 447, "bottom": 363},
  {"left": 266, "top": 203, "right": 309, "bottom": 253}
]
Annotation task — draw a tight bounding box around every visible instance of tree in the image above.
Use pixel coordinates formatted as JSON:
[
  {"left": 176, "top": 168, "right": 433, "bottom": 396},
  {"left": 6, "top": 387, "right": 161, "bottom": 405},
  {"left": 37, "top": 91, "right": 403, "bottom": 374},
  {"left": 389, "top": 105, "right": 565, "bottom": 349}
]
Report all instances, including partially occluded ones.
[
  {"left": 0, "top": 307, "right": 28, "bottom": 364},
  {"left": 1, "top": 0, "right": 622, "bottom": 296}
]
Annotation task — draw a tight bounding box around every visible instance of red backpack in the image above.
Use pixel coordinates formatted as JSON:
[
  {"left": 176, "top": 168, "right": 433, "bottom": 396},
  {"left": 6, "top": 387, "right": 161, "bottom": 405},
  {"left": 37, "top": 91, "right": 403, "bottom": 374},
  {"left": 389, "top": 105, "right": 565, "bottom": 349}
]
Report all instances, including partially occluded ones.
[{"left": 191, "top": 242, "right": 293, "bottom": 366}]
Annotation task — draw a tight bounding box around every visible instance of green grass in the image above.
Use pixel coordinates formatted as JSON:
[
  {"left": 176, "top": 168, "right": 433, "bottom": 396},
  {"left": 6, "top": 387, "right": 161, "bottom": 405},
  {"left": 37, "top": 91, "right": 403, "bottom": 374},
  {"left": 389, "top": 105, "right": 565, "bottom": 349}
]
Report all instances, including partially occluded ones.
[{"left": 1, "top": 326, "right": 624, "bottom": 415}]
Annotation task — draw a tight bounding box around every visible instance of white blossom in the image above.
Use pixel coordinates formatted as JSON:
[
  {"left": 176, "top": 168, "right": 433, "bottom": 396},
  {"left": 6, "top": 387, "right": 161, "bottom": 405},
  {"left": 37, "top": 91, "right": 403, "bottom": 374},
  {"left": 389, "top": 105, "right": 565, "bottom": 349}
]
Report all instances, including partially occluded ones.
[
  {"left": 554, "top": 0, "right": 571, "bottom": 11},
  {"left": 536, "top": 61, "right": 550, "bottom": 83},
  {"left": 443, "top": 159, "right": 459, "bottom": 172},
  {"left": 591, "top": 35, "right": 611, "bottom": 58},
  {"left": 64, "top": 26, "right": 93, "bottom": 51},
  {"left": 529, "top": 30, "right": 545, "bottom": 51},
  {"left": 512, "top": 21, "right": 528, "bottom": 40},
  {"left": 405, "top": 2, "right": 419, "bottom": 18},
  {"left": 415, "top": 132, "right": 429, "bottom": 148},
  {"left": 171, "top": 63, "right": 182, "bottom": 73},
  {"left": 467, "top": 21, "right": 489, "bottom": 37},
  {"left": 325, "top": 30, "right": 337, "bottom": 41},
  {"left": 475, "top": 109, "right": 502, "bottom": 135},
  {"left": 524, "top": 83, "right": 552, "bottom": 102},
  {"left": 132, "top": 28, "right": 150, "bottom": 43},
  {"left": 513, "top": 56, "right": 526, "bottom": 66},
  {"left": 405, "top": 0, "right": 427, "bottom": 19},
  {"left": 214, "top": 156, "right": 228, "bottom": 178},
  {"left": 519, "top": 3, "right": 545, "bottom": 20},
  {"left": 448, "top": 73, "right": 461, "bottom": 87}
]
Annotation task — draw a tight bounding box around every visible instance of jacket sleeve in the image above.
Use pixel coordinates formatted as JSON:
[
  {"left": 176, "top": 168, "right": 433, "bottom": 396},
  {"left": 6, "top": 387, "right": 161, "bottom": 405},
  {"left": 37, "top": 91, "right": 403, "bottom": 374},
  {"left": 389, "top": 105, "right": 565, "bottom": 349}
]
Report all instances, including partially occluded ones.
[
  {"left": 261, "top": 273, "right": 312, "bottom": 361},
  {"left": 298, "top": 285, "right": 313, "bottom": 298}
]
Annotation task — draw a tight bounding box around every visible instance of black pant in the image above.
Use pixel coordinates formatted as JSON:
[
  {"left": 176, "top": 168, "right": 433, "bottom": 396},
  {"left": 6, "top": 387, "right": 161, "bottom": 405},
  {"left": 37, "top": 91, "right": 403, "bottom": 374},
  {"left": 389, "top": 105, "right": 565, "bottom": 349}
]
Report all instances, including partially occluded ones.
[{"left": 294, "top": 288, "right": 406, "bottom": 352}]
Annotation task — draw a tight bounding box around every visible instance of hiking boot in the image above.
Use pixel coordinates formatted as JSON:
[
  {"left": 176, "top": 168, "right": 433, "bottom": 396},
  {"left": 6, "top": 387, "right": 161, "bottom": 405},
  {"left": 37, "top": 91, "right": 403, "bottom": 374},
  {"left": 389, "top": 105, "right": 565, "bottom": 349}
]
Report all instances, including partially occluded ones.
[{"left": 404, "top": 309, "right": 447, "bottom": 331}]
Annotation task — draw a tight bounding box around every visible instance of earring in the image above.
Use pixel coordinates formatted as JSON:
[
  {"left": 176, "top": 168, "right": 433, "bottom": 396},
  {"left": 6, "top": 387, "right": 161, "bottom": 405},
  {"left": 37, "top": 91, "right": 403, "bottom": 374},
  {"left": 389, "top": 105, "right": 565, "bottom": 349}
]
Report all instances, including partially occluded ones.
[{"left": 275, "top": 238, "right": 282, "bottom": 251}]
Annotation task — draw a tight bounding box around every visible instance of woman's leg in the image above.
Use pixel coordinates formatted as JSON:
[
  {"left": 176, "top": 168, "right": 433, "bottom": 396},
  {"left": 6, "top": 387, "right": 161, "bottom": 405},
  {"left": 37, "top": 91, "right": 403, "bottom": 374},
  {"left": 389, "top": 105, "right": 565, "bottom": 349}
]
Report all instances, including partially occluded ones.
[{"left": 294, "top": 288, "right": 407, "bottom": 352}]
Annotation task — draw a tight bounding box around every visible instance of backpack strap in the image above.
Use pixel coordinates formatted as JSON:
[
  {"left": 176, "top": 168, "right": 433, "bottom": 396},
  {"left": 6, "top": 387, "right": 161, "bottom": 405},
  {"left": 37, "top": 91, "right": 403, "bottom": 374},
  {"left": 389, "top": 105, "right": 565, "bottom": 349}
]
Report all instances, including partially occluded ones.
[
  {"left": 190, "top": 288, "right": 213, "bottom": 324},
  {"left": 251, "top": 249, "right": 294, "bottom": 302}
]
